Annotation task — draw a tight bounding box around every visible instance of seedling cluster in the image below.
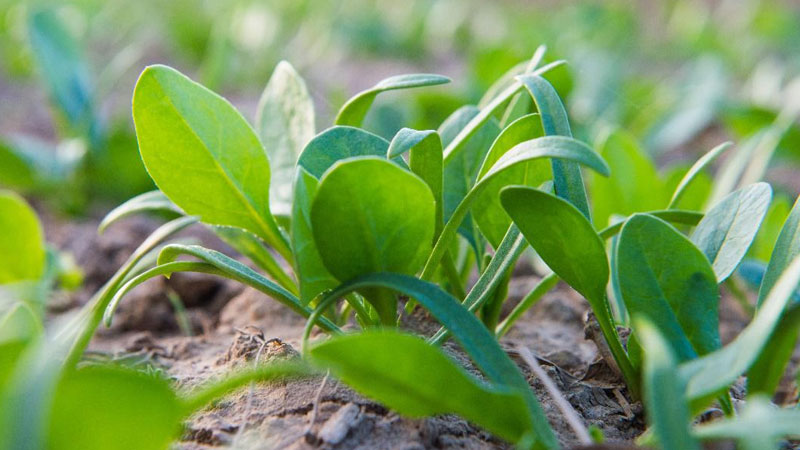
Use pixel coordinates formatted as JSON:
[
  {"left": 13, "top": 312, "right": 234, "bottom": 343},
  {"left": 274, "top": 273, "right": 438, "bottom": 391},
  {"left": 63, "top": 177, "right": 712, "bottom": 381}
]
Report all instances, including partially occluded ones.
[{"left": 2, "top": 43, "right": 800, "bottom": 450}]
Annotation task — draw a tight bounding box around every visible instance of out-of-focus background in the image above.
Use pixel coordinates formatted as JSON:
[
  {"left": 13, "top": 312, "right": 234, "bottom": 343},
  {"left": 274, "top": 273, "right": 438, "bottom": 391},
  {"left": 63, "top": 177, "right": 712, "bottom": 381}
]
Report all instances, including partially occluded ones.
[{"left": 1, "top": 0, "right": 799, "bottom": 211}]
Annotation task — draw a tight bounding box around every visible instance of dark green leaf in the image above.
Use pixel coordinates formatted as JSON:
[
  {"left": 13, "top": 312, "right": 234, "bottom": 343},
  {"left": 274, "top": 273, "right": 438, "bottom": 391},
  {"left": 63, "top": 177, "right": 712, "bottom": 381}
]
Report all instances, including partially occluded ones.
[
  {"left": 311, "top": 331, "right": 533, "bottom": 443},
  {"left": 597, "top": 210, "right": 704, "bottom": 240},
  {"left": 335, "top": 74, "right": 450, "bottom": 127},
  {"left": 0, "top": 191, "right": 45, "bottom": 283},
  {"left": 758, "top": 195, "right": 800, "bottom": 306},
  {"left": 255, "top": 61, "right": 315, "bottom": 217},
  {"left": 617, "top": 214, "right": 719, "bottom": 361},
  {"left": 517, "top": 74, "right": 590, "bottom": 219},
  {"left": 132, "top": 65, "right": 290, "bottom": 259},
  {"left": 691, "top": 183, "right": 772, "bottom": 282},
  {"left": 749, "top": 195, "right": 791, "bottom": 263}
]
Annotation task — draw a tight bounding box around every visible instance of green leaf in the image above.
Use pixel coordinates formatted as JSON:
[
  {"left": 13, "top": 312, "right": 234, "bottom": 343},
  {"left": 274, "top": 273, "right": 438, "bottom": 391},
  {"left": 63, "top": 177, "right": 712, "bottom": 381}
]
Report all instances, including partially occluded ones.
[
  {"left": 691, "top": 183, "right": 772, "bottom": 282},
  {"left": 0, "top": 302, "right": 42, "bottom": 343},
  {"left": 311, "top": 273, "right": 558, "bottom": 449},
  {"left": 597, "top": 210, "right": 704, "bottom": 240},
  {"left": 297, "top": 126, "right": 404, "bottom": 178},
  {"left": 663, "top": 165, "right": 712, "bottom": 212},
  {"left": 335, "top": 74, "right": 450, "bottom": 127},
  {"left": 440, "top": 106, "right": 501, "bottom": 252},
  {"left": 48, "top": 366, "right": 181, "bottom": 450},
  {"left": 291, "top": 167, "right": 337, "bottom": 304},
  {"left": 589, "top": 130, "right": 666, "bottom": 229},
  {"left": 518, "top": 74, "right": 590, "bottom": 219},
  {"left": 311, "top": 331, "right": 533, "bottom": 443},
  {"left": 211, "top": 226, "right": 297, "bottom": 295},
  {"left": 0, "top": 140, "right": 36, "bottom": 190},
  {"left": 0, "top": 191, "right": 45, "bottom": 283},
  {"left": 748, "top": 196, "right": 800, "bottom": 395},
  {"left": 758, "top": 195, "right": 800, "bottom": 307},
  {"left": 255, "top": 61, "right": 315, "bottom": 217},
  {"left": 500, "top": 187, "right": 607, "bottom": 302},
  {"left": 617, "top": 214, "right": 719, "bottom": 361},
  {"left": 473, "top": 114, "right": 549, "bottom": 248},
  {"left": 153, "top": 244, "right": 338, "bottom": 333},
  {"left": 98, "top": 190, "right": 182, "bottom": 234},
  {"left": 422, "top": 136, "right": 609, "bottom": 282},
  {"left": 132, "top": 65, "right": 290, "bottom": 259},
  {"left": 500, "top": 186, "right": 637, "bottom": 392},
  {"left": 635, "top": 318, "right": 700, "bottom": 450},
  {"left": 667, "top": 142, "right": 731, "bottom": 209},
  {"left": 693, "top": 396, "right": 800, "bottom": 450},
  {"left": 27, "top": 8, "right": 95, "bottom": 133},
  {"left": 388, "top": 128, "right": 444, "bottom": 238},
  {"left": 311, "top": 157, "right": 435, "bottom": 282},
  {"left": 749, "top": 195, "right": 791, "bottom": 263},
  {"left": 678, "top": 255, "right": 800, "bottom": 404}
]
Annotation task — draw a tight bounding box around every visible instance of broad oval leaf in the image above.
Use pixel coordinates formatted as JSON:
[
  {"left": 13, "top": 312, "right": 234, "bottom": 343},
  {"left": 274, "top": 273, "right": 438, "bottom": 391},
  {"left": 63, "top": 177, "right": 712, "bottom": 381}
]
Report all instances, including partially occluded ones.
[
  {"left": 500, "top": 186, "right": 607, "bottom": 302},
  {"left": 291, "top": 167, "right": 337, "bottom": 304},
  {"left": 311, "top": 157, "right": 435, "bottom": 282},
  {"left": 132, "top": 65, "right": 290, "bottom": 259},
  {"left": 310, "top": 331, "right": 532, "bottom": 443},
  {"left": 473, "top": 114, "right": 549, "bottom": 248},
  {"left": 335, "top": 74, "right": 450, "bottom": 127},
  {"left": 691, "top": 182, "right": 772, "bottom": 282},
  {"left": 0, "top": 191, "right": 45, "bottom": 283},
  {"left": 255, "top": 61, "right": 315, "bottom": 217},
  {"left": 297, "top": 126, "right": 402, "bottom": 178},
  {"left": 617, "top": 214, "right": 719, "bottom": 361},
  {"left": 48, "top": 366, "right": 181, "bottom": 450}
]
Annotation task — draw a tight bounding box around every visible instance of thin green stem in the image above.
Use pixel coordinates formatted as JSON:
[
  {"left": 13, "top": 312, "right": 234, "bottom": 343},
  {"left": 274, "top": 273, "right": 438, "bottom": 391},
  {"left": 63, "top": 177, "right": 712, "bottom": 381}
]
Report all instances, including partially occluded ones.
[{"left": 496, "top": 272, "right": 559, "bottom": 337}]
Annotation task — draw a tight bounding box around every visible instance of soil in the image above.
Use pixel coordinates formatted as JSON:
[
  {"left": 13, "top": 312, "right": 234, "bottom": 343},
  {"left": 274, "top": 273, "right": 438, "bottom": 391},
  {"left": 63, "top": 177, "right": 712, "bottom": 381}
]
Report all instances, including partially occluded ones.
[{"left": 39, "top": 210, "right": 787, "bottom": 450}]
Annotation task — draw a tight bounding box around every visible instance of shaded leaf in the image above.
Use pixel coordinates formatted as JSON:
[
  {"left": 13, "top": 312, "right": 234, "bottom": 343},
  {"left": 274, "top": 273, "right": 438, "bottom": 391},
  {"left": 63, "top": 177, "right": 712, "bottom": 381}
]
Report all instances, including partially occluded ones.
[
  {"left": 255, "top": 61, "right": 315, "bottom": 217},
  {"left": 98, "top": 190, "right": 182, "bottom": 234},
  {"left": 297, "top": 126, "right": 403, "bottom": 178},
  {"left": 691, "top": 183, "right": 772, "bottom": 282},
  {"left": 617, "top": 214, "right": 719, "bottom": 361},
  {"left": 635, "top": 318, "right": 700, "bottom": 450},
  {"left": 473, "top": 114, "right": 549, "bottom": 247}
]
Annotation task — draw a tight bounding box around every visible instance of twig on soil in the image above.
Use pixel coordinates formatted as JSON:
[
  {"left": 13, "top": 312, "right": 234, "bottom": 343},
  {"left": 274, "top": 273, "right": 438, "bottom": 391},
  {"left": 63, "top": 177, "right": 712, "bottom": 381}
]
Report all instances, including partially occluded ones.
[
  {"left": 304, "top": 370, "right": 331, "bottom": 445},
  {"left": 517, "top": 345, "right": 592, "bottom": 446}
]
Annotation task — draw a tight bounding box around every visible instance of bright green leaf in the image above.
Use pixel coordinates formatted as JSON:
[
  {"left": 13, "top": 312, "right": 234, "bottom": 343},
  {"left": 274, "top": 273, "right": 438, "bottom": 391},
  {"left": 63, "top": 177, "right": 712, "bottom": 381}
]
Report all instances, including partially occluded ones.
[
  {"left": 0, "top": 191, "right": 46, "bottom": 283},
  {"left": 297, "top": 126, "right": 403, "bottom": 178},
  {"left": 132, "top": 65, "right": 290, "bottom": 259},
  {"left": 311, "top": 331, "right": 533, "bottom": 443},
  {"left": 98, "top": 190, "right": 182, "bottom": 234},
  {"left": 335, "top": 74, "right": 450, "bottom": 127}
]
